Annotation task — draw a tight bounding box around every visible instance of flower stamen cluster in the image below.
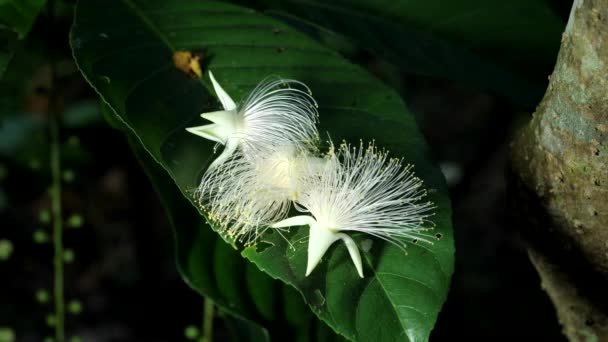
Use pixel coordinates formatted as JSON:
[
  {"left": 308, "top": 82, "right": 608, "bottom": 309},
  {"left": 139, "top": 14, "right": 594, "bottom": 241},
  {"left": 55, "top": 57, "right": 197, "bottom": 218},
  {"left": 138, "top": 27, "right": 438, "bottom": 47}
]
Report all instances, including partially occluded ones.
[{"left": 187, "top": 71, "right": 435, "bottom": 278}]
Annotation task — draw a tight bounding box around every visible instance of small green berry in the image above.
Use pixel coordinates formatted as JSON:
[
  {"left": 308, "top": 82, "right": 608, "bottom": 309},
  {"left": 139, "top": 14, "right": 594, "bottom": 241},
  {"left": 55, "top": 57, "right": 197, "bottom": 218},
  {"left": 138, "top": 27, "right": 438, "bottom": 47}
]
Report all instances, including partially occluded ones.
[
  {"left": 46, "top": 314, "right": 56, "bottom": 327},
  {"left": 68, "top": 300, "right": 82, "bottom": 315},
  {"left": 184, "top": 325, "right": 199, "bottom": 340},
  {"left": 63, "top": 249, "right": 75, "bottom": 263},
  {"left": 36, "top": 289, "right": 50, "bottom": 304},
  {"left": 33, "top": 230, "right": 49, "bottom": 244},
  {"left": 39, "top": 210, "right": 51, "bottom": 224},
  {"left": 63, "top": 170, "right": 75, "bottom": 183},
  {"left": 0, "top": 327, "right": 15, "bottom": 342},
  {"left": 0, "top": 240, "right": 13, "bottom": 261},
  {"left": 66, "top": 214, "right": 84, "bottom": 229}
]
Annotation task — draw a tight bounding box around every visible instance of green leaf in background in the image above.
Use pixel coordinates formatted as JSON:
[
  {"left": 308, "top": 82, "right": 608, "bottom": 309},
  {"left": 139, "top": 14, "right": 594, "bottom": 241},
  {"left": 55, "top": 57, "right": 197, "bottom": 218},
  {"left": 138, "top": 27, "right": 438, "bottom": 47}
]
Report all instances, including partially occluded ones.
[
  {"left": 71, "top": 0, "right": 454, "bottom": 340},
  {"left": 0, "top": 0, "right": 45, "bottom": 38},
  {"left": 250, "top": 0, "right": 563, "bottom": 106},
  {"left": 0, "top": 0, "right": 46, "bottom": 76}
]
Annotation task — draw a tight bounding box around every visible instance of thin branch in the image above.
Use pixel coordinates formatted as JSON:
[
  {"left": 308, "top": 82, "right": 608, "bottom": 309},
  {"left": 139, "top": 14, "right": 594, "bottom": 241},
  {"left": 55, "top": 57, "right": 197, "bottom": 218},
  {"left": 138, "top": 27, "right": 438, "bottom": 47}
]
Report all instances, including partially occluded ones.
[{"left": 202, "top": 298, "right": 214, "bottom": 342}]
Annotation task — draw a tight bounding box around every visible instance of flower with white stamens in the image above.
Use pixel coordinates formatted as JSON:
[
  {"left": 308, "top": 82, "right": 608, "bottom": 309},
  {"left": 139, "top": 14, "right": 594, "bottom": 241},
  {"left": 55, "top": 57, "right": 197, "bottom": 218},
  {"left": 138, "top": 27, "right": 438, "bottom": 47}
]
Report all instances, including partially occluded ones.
[
  {"left": 186, "top": 71, "right": 319, "bottom": 170},
  {"left": 196, "top": 144, "right": 326, "bottom": 245},
  {"left": 272, "top": 141, "right": 435, "bottom": 278}
]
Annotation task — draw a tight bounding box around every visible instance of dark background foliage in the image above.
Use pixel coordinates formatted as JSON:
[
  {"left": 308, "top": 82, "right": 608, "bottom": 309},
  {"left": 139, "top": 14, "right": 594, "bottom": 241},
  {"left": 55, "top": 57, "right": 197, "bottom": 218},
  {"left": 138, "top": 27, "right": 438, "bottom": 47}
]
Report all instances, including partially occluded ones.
[{"left": 0, "top": 0, "right": 573, "bottom": 340}]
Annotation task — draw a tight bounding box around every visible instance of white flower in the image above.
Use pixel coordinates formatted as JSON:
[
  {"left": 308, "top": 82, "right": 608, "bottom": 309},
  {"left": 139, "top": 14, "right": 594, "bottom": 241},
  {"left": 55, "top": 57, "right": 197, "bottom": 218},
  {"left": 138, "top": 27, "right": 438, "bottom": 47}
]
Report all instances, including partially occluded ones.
[
  {"left": 272, "top": 141, "right": 436, "bottom": 278},
  {"left": 186, "top": 71, "right": 319, "bottom": 170},
  {"left": 196, "top": 144, "right": 325, "bottom": 245}
]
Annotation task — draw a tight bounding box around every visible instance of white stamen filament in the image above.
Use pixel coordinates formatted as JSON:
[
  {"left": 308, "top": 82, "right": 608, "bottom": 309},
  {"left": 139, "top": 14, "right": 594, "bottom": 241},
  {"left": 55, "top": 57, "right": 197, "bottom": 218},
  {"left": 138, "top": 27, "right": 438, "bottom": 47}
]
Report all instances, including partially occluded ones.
[
  {"left": 301, "top": 141, "right": 436, "bottom": 246},
  {"left": 196, "top": 145, "right": 324, "bottom": 246}
]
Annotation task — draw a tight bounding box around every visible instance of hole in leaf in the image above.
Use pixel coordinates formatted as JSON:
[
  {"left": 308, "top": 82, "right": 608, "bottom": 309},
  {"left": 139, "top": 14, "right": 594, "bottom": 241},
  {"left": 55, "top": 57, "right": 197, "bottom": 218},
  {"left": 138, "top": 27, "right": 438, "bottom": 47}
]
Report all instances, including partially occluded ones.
[
  {"left": 255, "top": 241, "right": 273, "bottom": 253},
  {"left": 435, "top": 233, "right": 443, "bottom": 240},
  {"left": 360, "top": 239, "right": 373, "bottom": 253}
]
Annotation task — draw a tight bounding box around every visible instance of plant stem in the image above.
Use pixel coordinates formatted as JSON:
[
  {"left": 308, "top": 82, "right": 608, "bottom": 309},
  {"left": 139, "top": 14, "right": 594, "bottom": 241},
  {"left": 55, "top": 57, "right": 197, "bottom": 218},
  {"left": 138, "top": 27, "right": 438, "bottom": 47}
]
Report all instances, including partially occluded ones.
[
  {"left": 202, "top": 298, "right": 214, "bottom": 342},
  {"left": 48, "top": 0, "right": 64, "bottom": 338},
  {"left": 50, "top": 88, "right": 64, "bottom": 342}
]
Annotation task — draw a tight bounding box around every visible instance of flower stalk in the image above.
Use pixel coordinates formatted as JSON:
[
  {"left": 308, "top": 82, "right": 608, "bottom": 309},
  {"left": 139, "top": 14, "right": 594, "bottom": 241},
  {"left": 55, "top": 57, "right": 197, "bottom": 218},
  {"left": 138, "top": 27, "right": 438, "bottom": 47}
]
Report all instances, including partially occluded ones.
[
  {"left": 49, "top": 68, "right": 65, "bottom": 342},
  {"left": 202, "top": 298, "right": 214, "bottom": 342},
  {"left": 48, "top": 0, "right": 65, "bottom": 336}
]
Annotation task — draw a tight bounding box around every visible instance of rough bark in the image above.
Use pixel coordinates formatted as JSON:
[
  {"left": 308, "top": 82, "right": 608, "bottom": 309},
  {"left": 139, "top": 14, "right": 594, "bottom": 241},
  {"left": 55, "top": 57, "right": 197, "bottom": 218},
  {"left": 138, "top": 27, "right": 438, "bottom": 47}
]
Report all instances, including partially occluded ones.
[{"left": 510, "top": 0, "right": 608, "bottom": 340}]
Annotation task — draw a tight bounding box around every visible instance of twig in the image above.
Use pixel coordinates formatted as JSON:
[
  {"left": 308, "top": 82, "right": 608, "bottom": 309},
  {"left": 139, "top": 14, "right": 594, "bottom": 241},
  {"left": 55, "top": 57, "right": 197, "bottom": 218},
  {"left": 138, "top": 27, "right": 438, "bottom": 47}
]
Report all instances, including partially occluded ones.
[{"left": 202, "top": 298, "right": 214, "bottom": 342}]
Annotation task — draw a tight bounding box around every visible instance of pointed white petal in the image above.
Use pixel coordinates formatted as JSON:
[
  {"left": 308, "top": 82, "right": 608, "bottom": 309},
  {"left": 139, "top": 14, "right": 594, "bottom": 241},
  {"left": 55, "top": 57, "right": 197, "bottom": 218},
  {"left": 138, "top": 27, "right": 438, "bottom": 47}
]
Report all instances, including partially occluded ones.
[
  {"left": 208, "top": 70, "right": 237, "bottom": 111},
  {"left": 271, "top": 215, "right": 317, "bottom": 229},
  {"left": 207, "top": 138, "right": 239, "bottom": 171},
  {"left": 336, "top": 233, "right": 363, "bottom": 278},
  {"left": 200, "top": 110, "right": 238, "bottom": 128},
  {"left": 306, "top": 223, "right": 340, "bottom": 277},
  {"left": 185, "top": 124, "right": 231, "bottom": 144}
]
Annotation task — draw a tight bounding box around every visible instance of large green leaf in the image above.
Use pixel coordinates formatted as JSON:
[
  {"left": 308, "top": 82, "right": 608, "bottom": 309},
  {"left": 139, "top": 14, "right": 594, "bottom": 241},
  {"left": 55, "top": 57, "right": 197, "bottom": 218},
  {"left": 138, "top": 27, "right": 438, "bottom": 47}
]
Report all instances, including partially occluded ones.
[
  {"left": 248, "top": 0, "right": 563, "bottom": 106},
  {"left": 0, "top": 0, "right": 46, "bottom": 76},
  {"left": 71, "top": 0, "right": 454, "bottom": 341}
]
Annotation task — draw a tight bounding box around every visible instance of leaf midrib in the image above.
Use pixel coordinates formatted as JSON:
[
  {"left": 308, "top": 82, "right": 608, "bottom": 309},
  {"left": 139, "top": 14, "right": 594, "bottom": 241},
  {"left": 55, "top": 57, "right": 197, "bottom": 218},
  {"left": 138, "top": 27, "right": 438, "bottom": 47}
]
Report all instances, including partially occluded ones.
[{"left": 121, "top": 0, "right": 176, "bottom": 51}]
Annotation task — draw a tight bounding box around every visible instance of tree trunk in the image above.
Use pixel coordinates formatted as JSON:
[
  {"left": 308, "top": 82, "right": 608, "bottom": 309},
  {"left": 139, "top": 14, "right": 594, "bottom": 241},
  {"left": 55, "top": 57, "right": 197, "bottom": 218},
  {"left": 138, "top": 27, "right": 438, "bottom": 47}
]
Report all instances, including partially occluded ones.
[{"left": 510, "top": 0, "right": 608, "bottom": 340}]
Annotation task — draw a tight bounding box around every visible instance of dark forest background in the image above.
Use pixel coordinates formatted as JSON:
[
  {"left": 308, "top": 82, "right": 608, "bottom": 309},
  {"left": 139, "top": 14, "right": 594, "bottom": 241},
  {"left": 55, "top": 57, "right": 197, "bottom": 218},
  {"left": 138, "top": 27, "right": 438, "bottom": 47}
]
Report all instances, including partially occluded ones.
[{"left": 0, "top": 0, "right": 576, "bottom": 340}]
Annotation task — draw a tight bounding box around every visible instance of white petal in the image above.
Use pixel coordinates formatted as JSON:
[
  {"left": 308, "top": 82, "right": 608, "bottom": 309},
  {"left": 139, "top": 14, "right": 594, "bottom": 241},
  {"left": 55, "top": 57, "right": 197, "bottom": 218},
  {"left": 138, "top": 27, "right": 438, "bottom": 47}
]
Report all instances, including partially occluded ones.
[
  {"left": 207, "top": 138, "right": 239, "bottom": 171},
  {"left": 335, "top": 233, "right": 363, "bottom": 278},
  {"left": 185, "top": 124, "right": 231, "bottom": 144},
  {"left": 208, "top": 70, "right": 237, "bottom": 111},
  {"left": 306, "top": 222, "right": 340, "bottom": 277},
  {"left": 271, "top": 215, "right": 317, "bottom": 229},
  {"left": 200, "top": 109, "right": 238, "bottom": 128},
  {"left": 271, "top": 216, "right": 363, "bottom": 277}
]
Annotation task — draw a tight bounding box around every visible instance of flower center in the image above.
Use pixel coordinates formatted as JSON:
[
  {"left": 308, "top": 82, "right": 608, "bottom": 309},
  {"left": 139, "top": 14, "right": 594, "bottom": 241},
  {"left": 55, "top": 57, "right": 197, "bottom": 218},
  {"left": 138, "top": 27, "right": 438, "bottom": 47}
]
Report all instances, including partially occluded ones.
[{"left": 256, "top": 154, "right": 298, "bottom": 199}]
